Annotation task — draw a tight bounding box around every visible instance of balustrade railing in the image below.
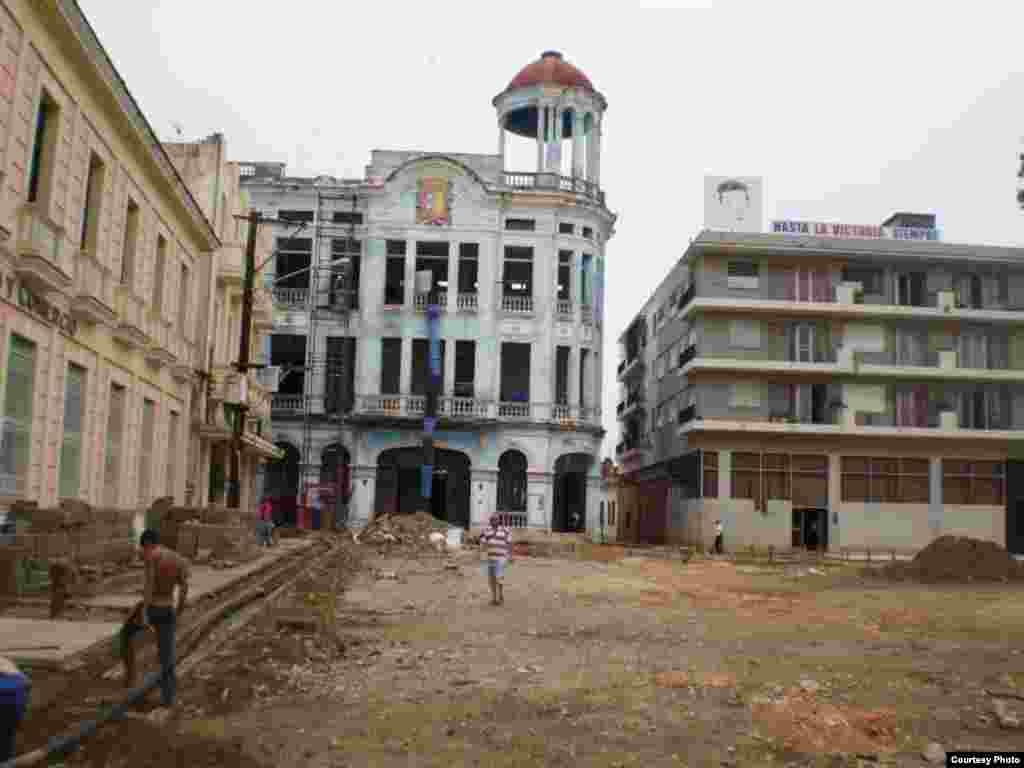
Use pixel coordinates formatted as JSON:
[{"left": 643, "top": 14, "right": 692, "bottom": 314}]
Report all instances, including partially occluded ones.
[
  {"left": 414, "top": 292, "right": 448, "bottom": 310},
  {"left": 495, "top": 512, "right": 528, "bottom": 528},
  {"left": 442, "top": 396, "right": 489, "bottom": 419},
  {"left": 501, "top": 172, "right": 605, "bottom": 204},
  {"left": 580, "top": 304, "right": 593, "bottom": 325},
  {"left": 502, "top": 295, "right": 534, "bottom": 314},
  {"left": 498, "top": 402, "right": 531, "bottom": 419},
  {"left": 555, "top": 299, "right": 573, "bottom": 317},
  {"left": 456, "top": 292, "right": 478, "bottom": 311},
  {"left": 273, "top": 286, "right": 309, "bottom": 308},
  {"left": 271, "top": 394, "right": 305, "bottom": 413}
]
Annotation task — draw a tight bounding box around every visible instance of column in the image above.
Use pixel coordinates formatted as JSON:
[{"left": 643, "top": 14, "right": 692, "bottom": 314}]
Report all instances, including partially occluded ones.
[
  {"left": 399, "top": 337, "right": 412, "bottom": 398},
  {"left": 549, "top": 106, "right": 562, "bottom": 174},
  {"left": 448, "top": 244, "right": 459, "bottom": 313},
  {"left": 470, "top": 468, "right": 497, "bottom": 530},
  {"left": 444, "top": 337, "right": 456, "bottom": 397},
  {"left": 592, "top": 112, "right": 602, "bottom": 186},
  {"left": 349, "top": 465, "right": 375, "bottom": 528},
  {"left": 535, "top": 102, "right": 545, "bottom": 173},
  {"left": 404, "top": 240, "right": 417, "bottom": 306},
  {"left": 928, "top": 457, "right": 943, "bottom": 539},
  {"left": 828, "top": 454, "right": 842, "bottom": 550},
  {"left": 572, "top": 109, "right": 584, "bottom": 178},
  {"left": 497, "top": 113, "right": 505, "bottom": 171},
  {"left": 568, "top": 347, "right": 580, "bottom": 408}
]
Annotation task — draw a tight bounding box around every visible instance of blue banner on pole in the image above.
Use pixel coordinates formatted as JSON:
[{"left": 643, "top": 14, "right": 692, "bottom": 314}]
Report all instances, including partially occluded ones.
[
  {"left": 421, "top": 465, "right": 433, "bottom": 498},
  {"left": 424, "top": 416, "right": 437, "bottom": 434}
]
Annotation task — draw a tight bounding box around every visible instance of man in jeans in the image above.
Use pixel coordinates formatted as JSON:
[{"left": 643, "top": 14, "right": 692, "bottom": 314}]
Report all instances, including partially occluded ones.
[
  {"left": 479, "top": 515, "right": 512, "bottom": 606},
  {"left": 139, "top": 529, "right": 190, "bottom": 708}
]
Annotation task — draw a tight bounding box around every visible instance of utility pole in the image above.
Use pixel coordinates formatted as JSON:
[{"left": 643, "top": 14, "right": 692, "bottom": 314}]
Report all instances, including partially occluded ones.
[{"left": 228, "top": 209, "right": 260, "bottom": 510}]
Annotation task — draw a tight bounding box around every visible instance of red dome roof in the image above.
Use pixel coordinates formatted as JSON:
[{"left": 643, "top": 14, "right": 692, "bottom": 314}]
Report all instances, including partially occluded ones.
[{"left": 506, "top": 51, "right": 594, "bottom": 93}]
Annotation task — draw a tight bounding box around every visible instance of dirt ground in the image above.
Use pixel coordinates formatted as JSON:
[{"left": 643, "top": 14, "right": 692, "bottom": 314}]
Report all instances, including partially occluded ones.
[{"left": 39, "top": 543, "right": 1024, "bottom": 767}]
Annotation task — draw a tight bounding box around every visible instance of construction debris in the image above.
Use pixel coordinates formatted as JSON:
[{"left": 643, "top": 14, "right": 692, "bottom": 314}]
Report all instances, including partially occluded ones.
[
  {"left": 354, "top": 512, "right": 457, "bottom": 554},
  {"left": 881, "top": 535, "right": 1024, "bottom": 583}
]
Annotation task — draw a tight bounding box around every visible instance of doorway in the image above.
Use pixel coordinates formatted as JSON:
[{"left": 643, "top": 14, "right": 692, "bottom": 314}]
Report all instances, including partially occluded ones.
[
  {"left": 792, "top": 508, "right": 828, "bottom": 550},
  {"left": 1006, "top": 461, "right": 1024, "bottom": 556},
  {"left": 375, "top": 447, "right": 471, "bottom": 528},
  {"left": 553, "top": 453, "right": 593, "bottom": 533}
]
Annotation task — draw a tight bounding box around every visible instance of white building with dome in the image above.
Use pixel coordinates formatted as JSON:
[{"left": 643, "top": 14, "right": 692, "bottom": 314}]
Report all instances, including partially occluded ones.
[{"left": 240, "top": 51, "right": 616, "bottom": 533}]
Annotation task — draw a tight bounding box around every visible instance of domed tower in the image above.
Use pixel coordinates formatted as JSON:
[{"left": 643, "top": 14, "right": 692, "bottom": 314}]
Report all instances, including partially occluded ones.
[{"left": 494, "top": 51, "right": 607, "bottom": 193}]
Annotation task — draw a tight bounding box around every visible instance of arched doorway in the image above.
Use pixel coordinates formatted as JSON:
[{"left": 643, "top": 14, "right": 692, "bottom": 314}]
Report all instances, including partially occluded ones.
[
  {"left": 320, "top": 444, "right": 351, "bottom": 525},
  {"left": 553, "top": 453, "right": 593, "bottom": 533},
  {"left": 264, "top": 442, "right": 300, "bottom": 526},
  {"left": 497, "top": 450, "right": 528, "bottom": 526},
  {"left": 374, "top": 447, "right": 471, "bottom": 528}
]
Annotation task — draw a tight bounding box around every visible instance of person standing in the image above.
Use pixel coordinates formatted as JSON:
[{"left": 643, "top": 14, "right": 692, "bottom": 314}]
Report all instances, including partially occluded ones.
[
  {"left": 479, "top": 515, "right": 512, "bottom": 606},
  {"left": 257, "top": 498, "right": 274, "bottom": 547},
  {"left": 714, "top": 519, "right": 724, "bottom": 555},
  {"left": 139, "top": 529, "right": 190, "bottom": 708},
  {"left": 0, "top": 656, "right": 29, "bottom": 761}
]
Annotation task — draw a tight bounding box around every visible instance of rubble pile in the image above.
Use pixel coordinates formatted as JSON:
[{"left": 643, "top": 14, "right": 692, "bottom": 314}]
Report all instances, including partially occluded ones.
[
  {"left": 354, "top": 512, "right": 455, "bottom": 553},
  {"left": 882, "top": 535, "right": 1024, "bottom": 583}
]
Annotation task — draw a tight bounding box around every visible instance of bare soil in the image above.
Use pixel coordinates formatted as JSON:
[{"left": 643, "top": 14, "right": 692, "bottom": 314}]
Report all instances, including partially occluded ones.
[{"left": 19, "top": 541, "right": 1024, "bottom": 767}]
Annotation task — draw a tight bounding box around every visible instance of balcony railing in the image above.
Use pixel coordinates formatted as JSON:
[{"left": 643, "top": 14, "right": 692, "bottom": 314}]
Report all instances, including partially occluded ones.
[
  {"left": 457, "top": 292, "right": 478, "bottom": 311},
  {"left": 551, "top": 404, "right": 600, "bottom": 425},
  {"left": 271, "top": 394, "right": 305, "bottom": 414},
  {"left": 498, "top": 402, "right": 532, "bottom": 419},
  {"left": 442, "top": 396, "right": 489, "bottom": 420},
  {"left": 502, "top": 295, "right": 534, "bottom": 314},
  {"left": 17, "top": 205, "right": 64, "bottom": 272},
  {"left": 71, "top": 255, "right": 116, "bottom": 325},
  {"left": 501, "top": 172, "right": 605, "bottom": 205},
  {"left": 494, "top": 513, "right": 528, "bottom": 528},
  {"left": 556, "top": 299, "right": 573, "bottom": 317},
  {"left": 414, "top": 291, "right": 448, "bottom": 311},
  {"left": 273, "top": 286, "right": 308, "bottom": 308},
  {"left": 580, "top": 304, "right": 594, "bottom": 325},
  {"left": 678, "top": 344, "right": 697, "bottom": 369}
]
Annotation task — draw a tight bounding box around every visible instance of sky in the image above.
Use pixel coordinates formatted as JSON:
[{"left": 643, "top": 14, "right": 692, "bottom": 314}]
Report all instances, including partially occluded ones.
[{"left": 78, "top": 0, "right": 1024, "bottom": 457}]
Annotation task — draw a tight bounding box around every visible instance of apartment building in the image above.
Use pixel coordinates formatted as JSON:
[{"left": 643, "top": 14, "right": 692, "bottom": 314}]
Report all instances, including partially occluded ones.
[
  {"left": 0, "top": 0, "right": 217, "bottom": 519},
  {"left": 164, "top": 133, "right": 280, "bottom": 511},
  {"left": 617, "top": 214, "right": 1024, "bottom": 554},
  {"left": 243, "top": 51, "right": 615, "bottom": 532}
]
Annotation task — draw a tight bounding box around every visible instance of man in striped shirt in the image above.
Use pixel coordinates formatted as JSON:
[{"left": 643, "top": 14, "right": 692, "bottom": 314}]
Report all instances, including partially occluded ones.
[{"left": 480, "top": 515, "right": 512, "bottom": 606}]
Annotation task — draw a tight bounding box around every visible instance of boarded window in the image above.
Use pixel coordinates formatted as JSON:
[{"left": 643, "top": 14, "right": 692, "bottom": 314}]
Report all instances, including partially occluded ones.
[
  {"left": 942, "top": 460, "right": 1005, "bottom": 506},
  {"left": 59, "top": 364, "right": 86, "bottom": 499},
  {"left": 104, "top": 384, "right": 126, "bottom": 507},
  {"left": 841, "top": 456, "right": 930, "bottom": 504},
  {"left": 702, "top": 451, "right": 719, "bottom": 498},
  {"left": 0, "top": 336, "right": 36, "bottom": 496}
]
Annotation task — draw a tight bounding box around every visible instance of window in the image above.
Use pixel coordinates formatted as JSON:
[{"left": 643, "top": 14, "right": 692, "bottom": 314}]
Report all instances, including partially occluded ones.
[
  {"left": 727, "top": 260, "right": 758, "bottom": 289},
  {"left": 841, "top": 457, "right": 930, "bottom": 503},
  {"left": 958, "top": 387, "right": 1008, "bottom": 430},
  {"left": 0, "top": 336, "right": 35, "bottom": 495},
  {"left": 454, "top": 341, "right": 476, "bottom": 397},
  {"left": 730, "top": 319, "right": 761, "bottom": 349},
  {"left": 788, "top": 323, "right": 820, "bottom": 363},
  {"left": 582, "top": 226, "right": 593, "bottom": 239},
  {"left": 789, "top": 268, "right": 832, "bottom": 302},
  {"left": 412, "top": 338, "right": 446, "bottom": 395},
  {"left": 894, "top": 384, "right": 929, "bottom": 428},
  {"left": 943, "top": 460, "right": 1005, "bottom": 506},
  {"left": 787, "top": 383, "right": 830, "bottom": 424},
  {"left": 178, "top": 264, "right": 190, "bottom": 337},
  {"left": 580, "top": 253, "right": 593, "bottom": 306},
  {"left": 240, "top": 165, "right": 255, "bottom": 177},
  {"left": 736, "top": 453, "right": 828, "bottom": 506},
  {"left": 138, "top": 399, "right": 155, "bottom": 505},
  {"left": 500, "top": 343, "right": 531, "bottom": 402},
  {"left": 842, "top": 266, "right": 884, "bottom": 295},
  {"left": 166, "top": 411, "right": 179, "bottom": 498},
  {"left": 385, "top": 240, "right": 406, "bottom": 305},
  {"left": 153, "top": 235, "right": 167, "bottom": 312},
  {"left": 332, "top": 210, "right": 363, "bottom": 226},
  {"left": 458, "top": 243, "right": 479, "bottom": 294},
  {"left": 122, "top": 200, "right": 140, "bottom": 285},
  {"left": 894, "top": 272, "right": 926, "bottom": 307},
  {"left": 275, "top": 237, "right": 312, "bottom": 292},
  {"left": 104, "top": 384, "right": 125, "bottom": 507},
  {"left": 555, "top": 346, "right": 570, "bottom": 404},
  {"left": 559, "top": 222, "right": 574, "bottom": 235},
  {"left": 580, "top": 348, "right": 590, "bottom": 407},
  {"left": 58, "top": 364, "right": 86, "bottom": 499},
  {"left": 270, "top": 335, "right": 306, "bottom": 395},
  {"left": 278, "top": 210, "right": 314, "bottom": 224},
  {"left": 505, "top": 218, "right": 535, "bottom": 231},
  {"left": 502, "top": 247, "right": 533, "bottom": 297},
  {"left": 381, "top": 338, "right": 401, "bottom": 395},
  {"left": 415, "top": 241, "right": 449, "bottom": 295},
  {"left": 330, "top": 237, "right": 361, "bottom": 309},
  {"left": 28, "top": 89, "right": 59, "bottom": 204},
  {"left": 557, "top": 251, "right": 572, "bottom": 301},
  {"left": 893, "top": 328, "right": 927, "bottom": 366},
  {"left": 730, "top": 382, "right": 761, "bottom": 408},
  {"left": 325, "top": 337, "right": 356, "bottom": 414},
  {"left": 81, "top": 152, "right": 105, "bottom": 252}
]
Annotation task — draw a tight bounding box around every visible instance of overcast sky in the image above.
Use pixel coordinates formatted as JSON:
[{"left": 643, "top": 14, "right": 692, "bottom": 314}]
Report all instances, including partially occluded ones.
[{"left": 78, "top": 0, "right": 1024, "bottom": 456}]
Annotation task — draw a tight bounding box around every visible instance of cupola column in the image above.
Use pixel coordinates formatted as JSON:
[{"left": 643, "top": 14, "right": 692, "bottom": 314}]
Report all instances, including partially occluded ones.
[
  {"left": 497, "top": 112, "right": 506, "bottom": 171},
  {"left": 572, "top": 108, "right": 584, "bottom": 179},
  {"left": 592, "top": 112, "right": 603, "bottom": 186},
  {"left": 535, "top": 102, "right": 545, "bottom": 173}
]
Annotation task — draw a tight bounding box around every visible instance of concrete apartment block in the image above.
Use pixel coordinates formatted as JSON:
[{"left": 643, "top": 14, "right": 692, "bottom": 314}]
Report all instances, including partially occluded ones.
[{"left": 615, "top": 217, "right": 1024, "bottom": 554}]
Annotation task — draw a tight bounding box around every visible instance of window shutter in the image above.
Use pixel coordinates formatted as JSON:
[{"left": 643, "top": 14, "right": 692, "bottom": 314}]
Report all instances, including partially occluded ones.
[
  {"left": 2, "top": 337, "right": 35, "bottom": 495},
  {"left": 913, "top": 384, "right": 928, "bottom": 428}
]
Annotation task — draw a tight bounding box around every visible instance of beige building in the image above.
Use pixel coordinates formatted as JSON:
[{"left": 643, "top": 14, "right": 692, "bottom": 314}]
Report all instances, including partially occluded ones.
[
  {"left": 164, "top": 134, "right": 279, "bottom": 511},
  {"left": 0, "top": 0, "right": 218, "bottom": 521}
]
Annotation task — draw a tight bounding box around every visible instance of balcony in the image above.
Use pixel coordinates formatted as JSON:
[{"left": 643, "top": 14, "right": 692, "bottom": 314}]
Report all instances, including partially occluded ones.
[
  {"left": 218, "top": 241, "right": 244, "bottom": 287},
  {"left": 502, "top": 295, "right": 534, "bottom": 314},
  {"left": 112, "top": 287, "right": 149, "bottom": 349},
  {"left": 678, "top": 415, "right": 1019, "bottom": 442},
  {"left": 555, "top": 299, "right": 573, "bottom": 318},
  {"left": 617, "top": 356, "right": 644, "bottom": 381},
  {"left": 15, "top": 205, "right": 71, "bottom": 293},
  {"left": 273, "top": 286, "right": 308, "bottom": 309},
  {"left": 580, "top": 303, "right": 594, "bottom": 326},
  {"left": 497, "top": 401, "right": 532, "bottom": 419},
  {"left": 70, "top": 255, "right": 116, "bottom": 327},
  {"left": 501, "top": 171, "right": 605, "bottom": 206},
  {"left": 271, "top": 394, "right": 306, "bottom": 415},
  {"left": 414, "top": 291, "right": 448, "bottom": 311},
  {"left": 550, "top": 403, "right": 600, "bottom": 427},
  {"left": 456, "top": 292, "right": 478, "bottom": 312},
  {"left": 441, "top": 396, "right": 489, "bottom": 420}
]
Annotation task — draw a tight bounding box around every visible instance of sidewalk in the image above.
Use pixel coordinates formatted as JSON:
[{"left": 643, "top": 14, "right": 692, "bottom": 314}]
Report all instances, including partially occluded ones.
[{"left": 0, "top": 538, "right": 315, "bottom": 669}]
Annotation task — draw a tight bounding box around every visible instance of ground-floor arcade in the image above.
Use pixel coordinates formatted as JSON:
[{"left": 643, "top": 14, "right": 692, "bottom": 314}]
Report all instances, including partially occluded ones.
[{"left": 257, "top": 421, "right": 606, "bottom": 532}]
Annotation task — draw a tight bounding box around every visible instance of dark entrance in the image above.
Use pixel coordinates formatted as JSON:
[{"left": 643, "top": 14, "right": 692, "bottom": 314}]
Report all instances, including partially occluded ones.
[
  {"left": 1007, "top": 460, "right": 1024, "bottom": 555},
  {"left": 792, "top": 508, "right": 828, "bottom": 550},
  {"left": 375, "top": 447, "right": 471, "bottom": 528},
  {"left": 264, "top": 442, "right": 300, "bottom": 526},
  {"left": 553, "top": 453, "right": 593, "bottom": 533}
]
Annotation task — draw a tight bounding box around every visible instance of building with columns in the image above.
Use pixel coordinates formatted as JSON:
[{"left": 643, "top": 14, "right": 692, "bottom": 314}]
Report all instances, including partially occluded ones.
[
  {"left": 616, "top": 214, "right": 1024, "bottom": 554},
  {"left": 0, "top": 0, "right": 216, "bottom": 521},
  {"left": 242, "top": 50, "right": 615, "bottom": 532}
]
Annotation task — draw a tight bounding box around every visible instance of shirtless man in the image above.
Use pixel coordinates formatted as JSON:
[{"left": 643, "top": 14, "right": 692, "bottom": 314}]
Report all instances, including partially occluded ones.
[{"left": 138, "top": 529, "right": 190, "bottom": 707}]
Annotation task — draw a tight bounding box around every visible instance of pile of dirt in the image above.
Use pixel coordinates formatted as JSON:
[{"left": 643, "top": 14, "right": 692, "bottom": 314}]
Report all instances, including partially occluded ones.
[
  {"left": 752, "top": 690, "right": 900, "bottom": 755},
  {"left": 881, "top": 536, "right": 1024, "bottom": 583},
  {"left": 354, "top": 512, "right": 453, "bottom": 552}
]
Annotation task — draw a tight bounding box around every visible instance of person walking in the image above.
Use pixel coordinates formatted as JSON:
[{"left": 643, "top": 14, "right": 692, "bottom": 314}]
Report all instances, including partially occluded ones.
[
  {"left": 479, "top": 515, "right": 512, "bottom": 606},
  {"left": 139, "top": 529, "right": 190, "bottom": 709},
  {"left": 0, "top": 656, "right": 29, "bottom": 761},
  {"left": 714, "top": 519, "right": 724, "bottom": 555},
  {"left": 257, "top": 498, "right": 274, "bottom": 547}
]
